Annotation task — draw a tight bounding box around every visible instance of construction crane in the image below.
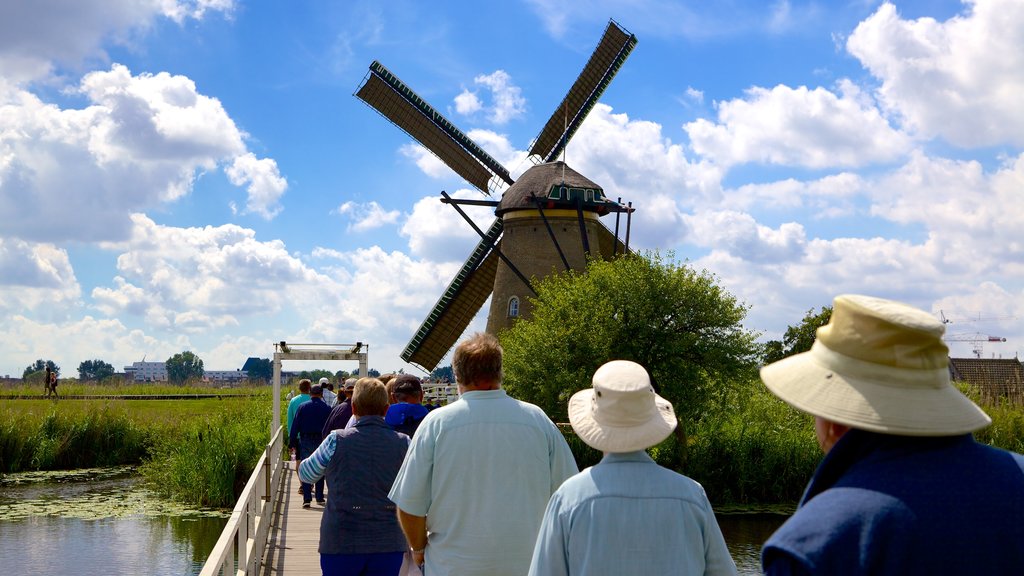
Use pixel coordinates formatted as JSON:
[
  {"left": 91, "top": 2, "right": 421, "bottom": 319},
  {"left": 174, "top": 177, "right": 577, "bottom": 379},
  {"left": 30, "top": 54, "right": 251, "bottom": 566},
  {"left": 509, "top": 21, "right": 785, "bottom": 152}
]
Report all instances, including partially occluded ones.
[{"left": 944, "top": 333, "right": 1007, "bottom": 358}]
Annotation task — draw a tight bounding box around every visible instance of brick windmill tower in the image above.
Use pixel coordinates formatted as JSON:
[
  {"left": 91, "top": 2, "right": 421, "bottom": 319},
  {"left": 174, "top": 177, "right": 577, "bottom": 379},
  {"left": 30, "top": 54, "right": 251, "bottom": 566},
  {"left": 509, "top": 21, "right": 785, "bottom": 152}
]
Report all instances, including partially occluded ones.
[{"left": 355, "top": 20, "right": 637, "bottom": 371}]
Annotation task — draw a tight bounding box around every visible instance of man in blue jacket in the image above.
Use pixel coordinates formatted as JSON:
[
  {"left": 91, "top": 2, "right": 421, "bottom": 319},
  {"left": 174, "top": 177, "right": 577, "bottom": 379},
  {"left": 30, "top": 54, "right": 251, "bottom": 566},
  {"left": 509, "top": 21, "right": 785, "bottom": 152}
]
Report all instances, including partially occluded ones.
[
  {"left": 290, "top": 384, "right": 333, "bottom": 507},
  {"left": 760, "top": 294, "right": 1024, "bottom": 575}
]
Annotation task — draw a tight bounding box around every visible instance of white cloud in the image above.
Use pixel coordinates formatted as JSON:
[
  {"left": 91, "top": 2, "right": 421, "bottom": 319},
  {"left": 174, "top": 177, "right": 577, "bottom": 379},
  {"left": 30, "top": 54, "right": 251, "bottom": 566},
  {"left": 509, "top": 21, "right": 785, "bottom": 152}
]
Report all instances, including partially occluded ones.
[
  {"left": 401, "top": 190, "right": 495, "bottom": 262},
  {"left": 399, "top": 143, "right": 451, "bottom": 180},
  {"left": 91, "top": 214, "right": 323, "bottom": 332},
  {"left": 685, "top": 81, "right": 912, "bottom": 170},
  {"left": 454, "top": 89, "right": 482, "bottom": 115},
  {"left": 337, "top": 201, "right": 402, "bottom": 233},
  {"left": 684, "top": 210, "right": 807, "bottom": 263},
  {"left": 725, "top": 172, "right": 863, "bottom": 216},
  {"left": 472, "top": 70, "right": 526, "bottom": 125},
  {"left": 0, "top": 64, "right": 274, "bottom": 242},
  {"left": 0, "top": 0, "right": 234, "bottom": 82},
  {"left": 225, "top": 153, "right": 287, "bottom": 219},
  {"left": 0, "top": 238, "right": 80, "bottom": 316},
  {"left": 0, "top": 314, "right": 169, "bottom": 378},
  {"left": 847, "top": 0, "right": 1024, "bottom": 147}
]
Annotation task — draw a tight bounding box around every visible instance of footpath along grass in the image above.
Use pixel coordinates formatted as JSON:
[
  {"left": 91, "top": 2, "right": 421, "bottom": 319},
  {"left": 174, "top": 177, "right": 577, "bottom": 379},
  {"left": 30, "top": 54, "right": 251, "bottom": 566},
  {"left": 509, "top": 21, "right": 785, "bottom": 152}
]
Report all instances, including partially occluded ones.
[
  {"left": 0, "top": 381, "right": 261, "bottom": 397},
  {"left": 2, "top": 392, "right": 273, "bottom": 507}
]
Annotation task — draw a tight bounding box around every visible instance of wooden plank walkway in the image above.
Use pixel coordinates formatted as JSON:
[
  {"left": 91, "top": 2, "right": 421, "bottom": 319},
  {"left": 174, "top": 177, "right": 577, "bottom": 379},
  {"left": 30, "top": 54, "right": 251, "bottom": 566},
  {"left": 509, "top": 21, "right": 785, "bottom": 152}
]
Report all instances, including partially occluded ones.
[{"left": 261, "top": 462, "right": 329, "bottom": 575}]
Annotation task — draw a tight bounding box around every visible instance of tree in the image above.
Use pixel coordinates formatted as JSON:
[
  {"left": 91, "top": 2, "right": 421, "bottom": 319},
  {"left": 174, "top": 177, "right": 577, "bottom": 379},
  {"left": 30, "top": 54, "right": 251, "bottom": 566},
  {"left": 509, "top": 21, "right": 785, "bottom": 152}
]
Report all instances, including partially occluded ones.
[
  {"left": 334, "top": 369, "right": 351, "bottom": 381},
  {"left": 502, "top": 252, "right": 760, "bottom": 433},
  {"left": 299, "top": 369, "right": 334, "bottom": 383},
  {"left": 78, "top": 359, "right": 115, "bottom": 382},
  {"left": 367, "top": 368, "right": 381, "bottom": 378},
  {"left": 762, "top": 306, "right": 833, "bottom": 364},
  {"left": 245, "top": 358, "right": 273, "bottom": 383},
  {"left": 430, "top": 365, "right": 454, "bottom": 382},
  {"left": 166, "top": 351, "right": 204, "bottom": 384},
  {"left": 23, "top": 359, "right": 59, "bottom": 381}
]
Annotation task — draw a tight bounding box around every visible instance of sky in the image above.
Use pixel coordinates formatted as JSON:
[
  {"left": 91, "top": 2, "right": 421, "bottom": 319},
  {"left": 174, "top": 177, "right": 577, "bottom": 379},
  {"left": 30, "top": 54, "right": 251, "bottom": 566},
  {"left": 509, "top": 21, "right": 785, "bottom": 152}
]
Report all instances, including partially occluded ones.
[{"left": 1, "top": 0, "right": 1022, "bottom": 378}]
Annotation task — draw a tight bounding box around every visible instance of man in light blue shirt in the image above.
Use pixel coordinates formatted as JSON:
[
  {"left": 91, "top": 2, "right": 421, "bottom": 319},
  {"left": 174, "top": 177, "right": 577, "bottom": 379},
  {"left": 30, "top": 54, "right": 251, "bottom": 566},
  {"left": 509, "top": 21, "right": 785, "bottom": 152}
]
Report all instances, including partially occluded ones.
[
  {"left": 529, "top": 360, "right": 737, "bottom": 576},
  {"left": 389, "top": 333, "right": 578, "bottom": 576}
]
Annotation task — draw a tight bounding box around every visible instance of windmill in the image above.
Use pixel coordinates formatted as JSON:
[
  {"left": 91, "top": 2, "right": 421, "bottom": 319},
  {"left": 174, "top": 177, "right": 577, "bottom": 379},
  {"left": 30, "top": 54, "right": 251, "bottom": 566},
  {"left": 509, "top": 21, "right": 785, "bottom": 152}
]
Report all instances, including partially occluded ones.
[{"left": 355, "top": 20, "right": 638, "bottom": 371}]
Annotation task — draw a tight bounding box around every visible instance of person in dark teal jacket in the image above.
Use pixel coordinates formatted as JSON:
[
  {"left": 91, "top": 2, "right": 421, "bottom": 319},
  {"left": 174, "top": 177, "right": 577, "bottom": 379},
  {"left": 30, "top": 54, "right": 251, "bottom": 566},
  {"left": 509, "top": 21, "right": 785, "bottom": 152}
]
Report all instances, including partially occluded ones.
[{"left": 760, "top": 294, "right": 1024, "bottom": 575}]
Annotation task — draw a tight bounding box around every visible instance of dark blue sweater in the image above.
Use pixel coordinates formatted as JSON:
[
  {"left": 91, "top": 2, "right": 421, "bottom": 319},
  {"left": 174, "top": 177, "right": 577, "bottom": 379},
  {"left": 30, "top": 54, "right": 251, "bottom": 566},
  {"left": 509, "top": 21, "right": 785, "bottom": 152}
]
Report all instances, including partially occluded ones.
[{"left": 763, "top": 429, "right": 1024, "bottom": 575}]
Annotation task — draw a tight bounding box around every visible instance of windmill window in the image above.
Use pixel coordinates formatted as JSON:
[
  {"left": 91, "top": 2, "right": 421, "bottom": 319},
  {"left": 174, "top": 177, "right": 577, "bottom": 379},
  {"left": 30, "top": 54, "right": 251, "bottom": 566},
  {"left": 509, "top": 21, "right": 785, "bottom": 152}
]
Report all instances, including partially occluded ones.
[{"left": 508, "top": 296, "right": 520, "bottom": 318}]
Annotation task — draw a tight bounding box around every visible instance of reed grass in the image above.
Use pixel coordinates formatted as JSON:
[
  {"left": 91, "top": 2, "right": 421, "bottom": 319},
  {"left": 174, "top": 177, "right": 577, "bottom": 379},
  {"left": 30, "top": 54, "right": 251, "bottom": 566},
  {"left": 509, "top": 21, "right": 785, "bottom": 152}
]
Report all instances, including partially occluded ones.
[
  {"left": 0, "top": 405, "right": 152, "bottom": 473},
  {"left": 559, "top": 379, "right": 821, "bottom": 507},
  {"left": 139, "top": 399, "right": 271, "bottom": 507}
]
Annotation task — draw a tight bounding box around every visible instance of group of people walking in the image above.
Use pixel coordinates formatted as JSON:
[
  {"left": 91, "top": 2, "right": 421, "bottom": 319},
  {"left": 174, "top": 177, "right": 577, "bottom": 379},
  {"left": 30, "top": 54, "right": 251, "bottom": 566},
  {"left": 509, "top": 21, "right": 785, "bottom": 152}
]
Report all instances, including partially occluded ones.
[{"left": 286, "top": 294, "right": 1024, "bottom": 575}]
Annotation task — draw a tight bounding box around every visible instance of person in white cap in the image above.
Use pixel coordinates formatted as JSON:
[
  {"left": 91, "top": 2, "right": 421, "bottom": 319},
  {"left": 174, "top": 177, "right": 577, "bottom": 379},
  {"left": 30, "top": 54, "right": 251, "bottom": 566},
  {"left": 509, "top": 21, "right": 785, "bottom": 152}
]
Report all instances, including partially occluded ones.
[
  {"left": 319, "top": 376, "right": 338, "bottom": 407},
  {"left": 760, "top": 294, "right": 1024, "bottom": 575},
  {"left": 528, "top": 360, "right": 737, "bottom": 576}
]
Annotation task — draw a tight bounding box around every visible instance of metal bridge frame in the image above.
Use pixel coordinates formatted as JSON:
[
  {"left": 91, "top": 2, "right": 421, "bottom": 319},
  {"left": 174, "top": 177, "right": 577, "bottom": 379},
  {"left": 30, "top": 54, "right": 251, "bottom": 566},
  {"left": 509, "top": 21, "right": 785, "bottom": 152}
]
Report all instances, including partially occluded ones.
[{"left": 271, "top": 342, "right": 368, "bottom": 433}]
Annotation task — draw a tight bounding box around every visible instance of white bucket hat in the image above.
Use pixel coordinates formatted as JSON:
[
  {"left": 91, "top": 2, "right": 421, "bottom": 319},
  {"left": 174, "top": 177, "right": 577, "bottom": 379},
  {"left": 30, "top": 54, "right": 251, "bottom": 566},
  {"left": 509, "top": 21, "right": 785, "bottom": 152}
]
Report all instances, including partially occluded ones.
[
  {"left": 568, "top": 360, "right": 677, "bottom": 453},
  {"left": 761, "top": 294, "right": 991, "bottom": 436}
]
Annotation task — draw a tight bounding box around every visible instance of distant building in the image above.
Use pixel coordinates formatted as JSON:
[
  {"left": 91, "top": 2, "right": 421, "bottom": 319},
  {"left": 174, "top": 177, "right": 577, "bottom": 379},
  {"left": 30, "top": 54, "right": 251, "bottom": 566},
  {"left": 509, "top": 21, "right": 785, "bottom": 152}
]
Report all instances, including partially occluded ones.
[
  {"left": 205, "top": 370, "right": 248, "bottom": 383},
  {"left": 124, "top": 361, "right": 168, "bottom": 382},
  {"left": 949, "top": 357, "right": 1024, "bottom": 403}
]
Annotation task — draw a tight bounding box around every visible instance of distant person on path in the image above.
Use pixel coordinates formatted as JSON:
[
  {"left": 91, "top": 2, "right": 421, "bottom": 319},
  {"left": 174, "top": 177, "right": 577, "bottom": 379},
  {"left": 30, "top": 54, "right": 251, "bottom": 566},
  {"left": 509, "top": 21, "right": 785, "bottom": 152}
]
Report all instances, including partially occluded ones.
[
  {"left": 760, "top": 294, "right": 1024, "bottom": 575},
  {"left": 528, "top": 360, "right": 737, "bottom": 576},
  {"left": 389, "top": 332, "right": 578, "bottom": 576},
  {"left": 384, "top": 375, "right": 429, "bottom": 437},
  {"left": 320, "top": 377, "right": 338, "bottom": 407},
  {"left": 300, "top": 378, "right": 411, "bottom": 576},
  {"left": 44, "top": 365, "right": 52, "bottom": 396},
  {"left": 323, "top": 378, "right": 357, "bottom": 435},
  {"left": 290, "top": 384, "right": 333, "bottom": 508},
  {"left": 47, "top": 371, "right": 59, "bottom": 399}
]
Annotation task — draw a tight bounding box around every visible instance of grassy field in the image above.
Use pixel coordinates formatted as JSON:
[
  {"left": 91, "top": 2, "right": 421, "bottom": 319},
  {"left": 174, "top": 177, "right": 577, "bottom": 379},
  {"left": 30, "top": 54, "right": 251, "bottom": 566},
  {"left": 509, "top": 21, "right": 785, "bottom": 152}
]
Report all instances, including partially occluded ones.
[
  {"left": 0, "top": 382, "right": 262, "bottom": 397},
  {"left": 1, "top": 391, "right": 276, "bottom": 507},
  {"left": 5, "top": 380, "right": 1022, "bottom": 510}
]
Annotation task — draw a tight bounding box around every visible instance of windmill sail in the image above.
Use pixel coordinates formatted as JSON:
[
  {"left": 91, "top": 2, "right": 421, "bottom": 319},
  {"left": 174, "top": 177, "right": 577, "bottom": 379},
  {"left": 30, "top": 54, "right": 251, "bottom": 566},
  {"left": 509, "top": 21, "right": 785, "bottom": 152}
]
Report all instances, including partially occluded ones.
[
  {"left": 355, "top": 61, "right": 514, "bottom": 195},
  {"left": 401, "top": 219, "right": 504, "bottom": 370},
  {"left": 528, "top": 20, "right": 637, "bottom": 163}
]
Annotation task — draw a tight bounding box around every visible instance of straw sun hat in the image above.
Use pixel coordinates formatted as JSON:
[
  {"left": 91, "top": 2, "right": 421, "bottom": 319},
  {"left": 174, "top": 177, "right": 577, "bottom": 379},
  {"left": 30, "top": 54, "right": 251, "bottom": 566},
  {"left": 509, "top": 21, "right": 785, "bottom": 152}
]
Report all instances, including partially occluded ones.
[
  {"left": 760, "top": 294, "right": 991, "bottom": 436},
  {"left": 568, "top": 360, "right": 677, "bottom": 453}
]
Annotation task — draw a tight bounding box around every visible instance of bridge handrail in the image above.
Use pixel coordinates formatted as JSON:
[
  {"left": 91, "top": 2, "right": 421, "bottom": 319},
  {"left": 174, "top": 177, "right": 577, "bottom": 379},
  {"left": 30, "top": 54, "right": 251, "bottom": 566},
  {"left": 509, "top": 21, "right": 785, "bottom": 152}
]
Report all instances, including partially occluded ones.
[{"left": 199, "top": 425, "right": 285, "bottom": 576}]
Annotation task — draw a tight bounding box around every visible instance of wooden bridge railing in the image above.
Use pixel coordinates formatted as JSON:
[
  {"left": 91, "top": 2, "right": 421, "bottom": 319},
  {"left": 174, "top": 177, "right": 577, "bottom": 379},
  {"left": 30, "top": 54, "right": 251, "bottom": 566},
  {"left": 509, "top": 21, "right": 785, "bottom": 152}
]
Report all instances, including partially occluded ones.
[{"left": 199, "top": 425, "right": 286, "bottom": 576}]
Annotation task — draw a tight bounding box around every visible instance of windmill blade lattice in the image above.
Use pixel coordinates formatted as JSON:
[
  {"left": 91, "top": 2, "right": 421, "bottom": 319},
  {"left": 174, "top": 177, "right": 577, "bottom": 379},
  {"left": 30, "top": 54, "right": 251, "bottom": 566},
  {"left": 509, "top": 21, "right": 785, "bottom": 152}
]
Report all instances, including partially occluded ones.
[
  {"left": 401, "top": 219, "right": 504, "bottom": 369},
  {"left": 528, "top": 19, "right": 637, "bottom": 163},
  {"left": 355, "top": 61, "right": 514, "bottom": 195}
]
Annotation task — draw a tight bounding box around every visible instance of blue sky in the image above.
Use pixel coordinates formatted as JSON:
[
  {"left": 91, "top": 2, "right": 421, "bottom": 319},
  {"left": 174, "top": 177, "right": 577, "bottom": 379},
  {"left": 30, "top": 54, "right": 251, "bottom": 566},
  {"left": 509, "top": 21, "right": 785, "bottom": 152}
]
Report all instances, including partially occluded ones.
[{"left": 1, "top": 0, "right": 1021, "bottom": 378}]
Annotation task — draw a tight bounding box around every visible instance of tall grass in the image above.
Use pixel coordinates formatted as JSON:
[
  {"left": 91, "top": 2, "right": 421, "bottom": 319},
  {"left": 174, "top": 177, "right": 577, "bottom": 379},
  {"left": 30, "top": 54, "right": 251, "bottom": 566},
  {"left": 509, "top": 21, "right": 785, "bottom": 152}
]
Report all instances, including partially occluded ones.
[
  {"left": 2, "top": 396, "right": 273, "bottom": 508},
  {"left": 0, "top": 406, "right": 152, "bottom": 473},
  {"left": 559, "top": 379, "right": 821, "bottom": 508},
  {"left": 140, "top": 399, "right": 271, "bottom": 507},
  {"left": 682, "top": 384, "right": 821, "bottom": 506},
  {"left": 960, "top": 383, "right": 1024, "bottom": 453}
]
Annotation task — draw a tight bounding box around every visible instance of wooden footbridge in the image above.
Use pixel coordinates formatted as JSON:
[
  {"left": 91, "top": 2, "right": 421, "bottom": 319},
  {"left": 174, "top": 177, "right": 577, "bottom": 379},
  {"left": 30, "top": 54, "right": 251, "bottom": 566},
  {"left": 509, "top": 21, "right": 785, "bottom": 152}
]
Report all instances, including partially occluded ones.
[
  {"left": 197, "top": 424, "right": 327, "bottom": 575},
  {"left": 198, "top": 342, "right": 368, "bottom": 576}
]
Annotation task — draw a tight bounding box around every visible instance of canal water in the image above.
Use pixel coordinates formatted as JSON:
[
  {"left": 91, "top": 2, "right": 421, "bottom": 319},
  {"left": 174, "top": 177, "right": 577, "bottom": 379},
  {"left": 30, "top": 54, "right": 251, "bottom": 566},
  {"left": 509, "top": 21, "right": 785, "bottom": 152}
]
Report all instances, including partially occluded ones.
[
  {"left": 0, "top": 467, "right": 228, "bottom": 576},
  {"left": 1, "top": 466, "right": 787, "bottom": 575},
  {"left": 717, "top": 512, "right": 790, "bottom": 574}
]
